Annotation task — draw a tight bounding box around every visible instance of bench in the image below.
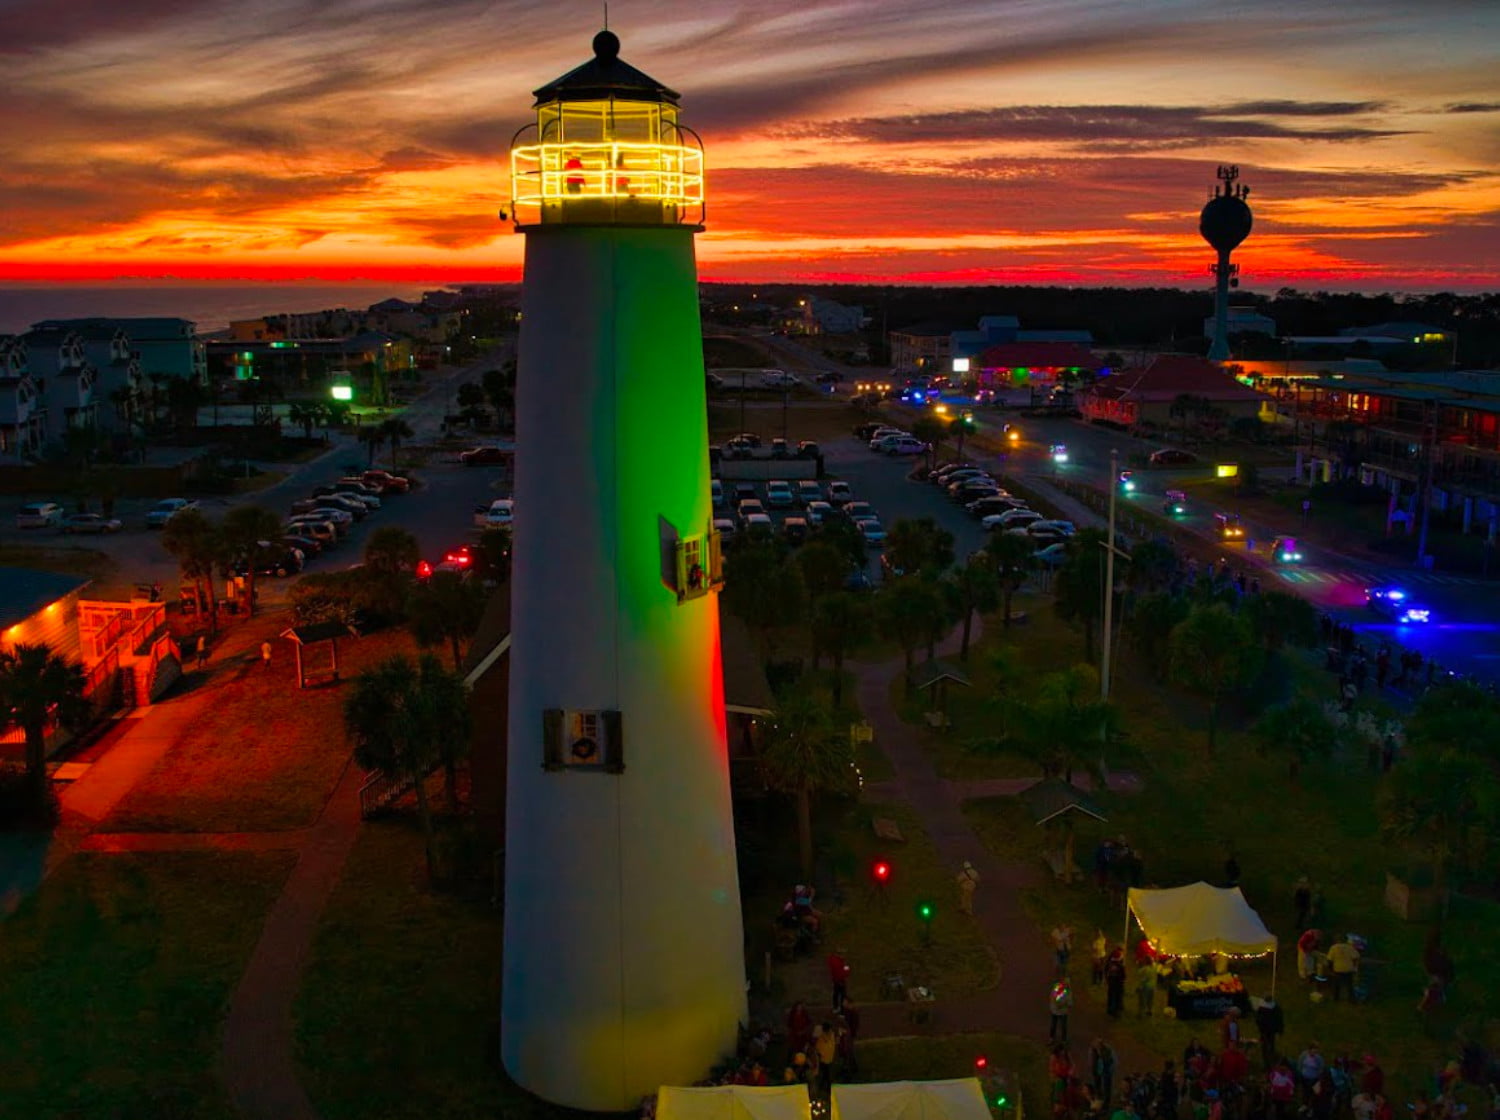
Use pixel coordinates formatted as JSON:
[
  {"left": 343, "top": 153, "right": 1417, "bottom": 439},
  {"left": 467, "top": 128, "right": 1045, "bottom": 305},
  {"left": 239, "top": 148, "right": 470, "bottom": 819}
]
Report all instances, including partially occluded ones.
[{"left": 1043, "top": 849, "right": 1082, "bottom": 883}]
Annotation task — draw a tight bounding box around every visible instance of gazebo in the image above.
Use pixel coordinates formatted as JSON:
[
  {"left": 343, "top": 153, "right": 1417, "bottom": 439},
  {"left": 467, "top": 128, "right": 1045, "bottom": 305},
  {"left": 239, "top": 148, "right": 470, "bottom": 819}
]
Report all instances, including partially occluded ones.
[
  {"left": 911, "top": 659, "right": 971, "bottom": 729},
  {"left": 1019, "top": 778, "right": 1107, "bottom": 883},
  {"left": 280, "top": 621, "right": 356, "bottom": 689}
]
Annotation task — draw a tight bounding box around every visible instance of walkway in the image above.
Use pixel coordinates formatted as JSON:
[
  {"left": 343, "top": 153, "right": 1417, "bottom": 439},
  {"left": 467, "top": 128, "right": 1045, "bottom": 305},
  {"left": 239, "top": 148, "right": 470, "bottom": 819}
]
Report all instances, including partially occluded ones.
[{"left": 846, "top": 616, "right": 1162, "bottom": 1073}]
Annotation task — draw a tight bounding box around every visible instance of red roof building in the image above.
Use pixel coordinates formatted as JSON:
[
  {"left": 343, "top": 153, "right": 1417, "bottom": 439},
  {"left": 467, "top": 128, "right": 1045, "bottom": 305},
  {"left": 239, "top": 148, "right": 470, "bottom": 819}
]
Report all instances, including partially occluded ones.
[
  {"left": 1079, "top": 354, "right": 1268, "bottom": 429},
  {"left": 973, "top": 341, "right": 1097, "bottom": 388}
]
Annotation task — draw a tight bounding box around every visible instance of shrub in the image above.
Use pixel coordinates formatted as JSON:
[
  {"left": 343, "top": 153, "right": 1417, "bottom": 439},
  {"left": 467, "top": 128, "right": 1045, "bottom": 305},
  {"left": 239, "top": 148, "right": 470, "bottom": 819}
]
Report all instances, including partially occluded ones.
[{"left": 289, "top": 569, "right": 407, "bottom": 630}]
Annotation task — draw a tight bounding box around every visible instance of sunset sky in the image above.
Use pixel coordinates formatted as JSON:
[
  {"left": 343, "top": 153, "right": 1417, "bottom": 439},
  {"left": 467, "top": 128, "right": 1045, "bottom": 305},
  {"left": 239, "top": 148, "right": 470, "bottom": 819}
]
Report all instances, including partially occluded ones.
[{"left": 2, "top": 0, "right": 1497, "bottom": 289}]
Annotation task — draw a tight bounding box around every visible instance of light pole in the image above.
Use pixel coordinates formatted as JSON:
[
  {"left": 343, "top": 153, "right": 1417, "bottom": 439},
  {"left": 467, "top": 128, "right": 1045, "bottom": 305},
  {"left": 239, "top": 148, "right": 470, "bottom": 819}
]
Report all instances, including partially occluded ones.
[{"left": 1102, "top": 448, "right": 1118, "bottom": 705}]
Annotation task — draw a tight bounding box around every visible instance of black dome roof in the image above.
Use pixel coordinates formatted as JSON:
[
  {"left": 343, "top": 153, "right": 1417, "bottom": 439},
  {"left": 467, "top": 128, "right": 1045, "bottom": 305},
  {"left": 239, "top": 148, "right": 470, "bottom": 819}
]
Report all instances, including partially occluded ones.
[
  {"left": 1200, "top": 193, "right": 1252, "bottom": 253},
  {"left": 532, "top": 31, "right": 680, "bottom": 105}
]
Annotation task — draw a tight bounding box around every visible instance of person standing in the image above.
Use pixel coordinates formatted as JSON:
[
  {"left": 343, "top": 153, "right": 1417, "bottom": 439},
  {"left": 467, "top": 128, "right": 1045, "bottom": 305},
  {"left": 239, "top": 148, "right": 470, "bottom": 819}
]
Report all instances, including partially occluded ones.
[
  {"left": 1224, "top": 851, "right": 1241, "bottom": 887},
  {"left": 1049, "top": 979, "right": 1074, "bottom": 1042},
  {"left": 1297, "top": 928, "right": 1321, "bottom": 981},
  {"left": 1136, "top": 964, "right": 1157, "bottom": 1017},
  {"left": 1297, "top": 1043, "right": 1326, "bottom": 1102},
  {"left": 786, "top": 1000, "right": 812, "bottom": 1059},
  {"left": 196, "top": 637, "right": 210, "bottom": 670},
  {"left": 957, "top": 861, "right": 980, "bottom": 915},
  {"left": 261, "top": 640, "right": 272, "bottom": 668},
  {"left": 1090, "top": 1038, "right": 1118, "bottom": 1109},
  {"left": 1293, "top": 877, "right": 1312, "bottom": 930},
  {"left": 1052, "top": 923, "right": 1074, "bottom": 974},
  {"left": 827, "top": 949, "right": 851, "bottom": 1012},
  {"left": 1105, "top": 946, "right": 1127, "bottom": 1018},
  {"left": 1092, "top": 928, "right": 1109, "bottom": 985},
  {"left": 814, "top": 1021, "right": 837, "bottom": 1094},
  {"left": 1327, "top": 936, "right": 1361, "bottom": 1001},
  {"left": 1255, "top": 995, "right": 1285, "bottom": 1069},
  {"left": 1269, "top": 1060, "right": 1297, "bottom": 1120}
]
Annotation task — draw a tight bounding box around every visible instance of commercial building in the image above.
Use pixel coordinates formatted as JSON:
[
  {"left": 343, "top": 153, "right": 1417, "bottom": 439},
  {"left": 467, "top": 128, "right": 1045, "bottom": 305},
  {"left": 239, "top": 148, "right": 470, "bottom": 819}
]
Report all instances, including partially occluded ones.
[
  {"left": 889, "top": 315, "right": 1092, "bottom": 377},
  {"left": 1078, "top": 354, "right": 1268, "bottom": 430},
  {"left": 972, "top": 341, "right": 1098, "bottom": 389}
]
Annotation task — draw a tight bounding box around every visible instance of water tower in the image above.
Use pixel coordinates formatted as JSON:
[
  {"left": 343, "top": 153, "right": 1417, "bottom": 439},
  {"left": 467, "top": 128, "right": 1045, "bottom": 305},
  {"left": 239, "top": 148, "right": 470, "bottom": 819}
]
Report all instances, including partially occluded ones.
[
  {"left": 500, "top": 30, "right": 746, "bottom": 1112},
  {"left": 1199, "top": 164, "right": 1253, "bottom": 361}
]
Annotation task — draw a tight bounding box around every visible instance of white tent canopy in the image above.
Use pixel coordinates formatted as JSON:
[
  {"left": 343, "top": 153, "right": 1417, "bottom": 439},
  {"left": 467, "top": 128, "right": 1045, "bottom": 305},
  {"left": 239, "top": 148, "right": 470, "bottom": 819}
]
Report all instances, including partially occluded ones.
[
  {"left": 832, "top": 1079, "right": 992, "bottom": 1120},
  {"left": 657, "top": 1085, "right": 811, "bottom": 1120},
  {"left": 1126, "top": 883, "right": 1278, "bottom": 958}
]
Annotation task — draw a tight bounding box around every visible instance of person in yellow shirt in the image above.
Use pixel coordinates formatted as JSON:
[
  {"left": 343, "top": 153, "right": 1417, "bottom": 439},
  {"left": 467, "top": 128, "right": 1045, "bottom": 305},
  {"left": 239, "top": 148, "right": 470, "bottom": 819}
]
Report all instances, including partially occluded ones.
[{"left": 1327, "top": 936, "right": 1361, "bottom": 1001}]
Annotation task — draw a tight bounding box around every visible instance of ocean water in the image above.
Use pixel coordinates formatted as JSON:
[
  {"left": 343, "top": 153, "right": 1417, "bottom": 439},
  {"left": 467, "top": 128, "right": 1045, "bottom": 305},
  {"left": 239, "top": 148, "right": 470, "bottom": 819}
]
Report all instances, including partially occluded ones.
[{"left": 0, "top": 283, "right": 442, "bottom": 335}]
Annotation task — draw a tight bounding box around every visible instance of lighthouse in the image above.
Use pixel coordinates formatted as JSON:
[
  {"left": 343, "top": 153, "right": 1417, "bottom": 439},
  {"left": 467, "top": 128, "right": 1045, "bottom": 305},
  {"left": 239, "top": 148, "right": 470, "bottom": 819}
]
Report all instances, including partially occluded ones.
[
  {"left": 1199, "top": 164, "right": 1253, "bottom": 361},
  {"left": 501, "top": 30, "right": 745, "bottom": 1111}
]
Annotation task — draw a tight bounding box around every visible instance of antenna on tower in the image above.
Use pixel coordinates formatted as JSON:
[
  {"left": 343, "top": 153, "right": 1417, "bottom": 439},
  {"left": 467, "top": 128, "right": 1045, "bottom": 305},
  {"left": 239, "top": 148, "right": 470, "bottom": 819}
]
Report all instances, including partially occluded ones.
[{"left": 603, "top": 2, "right": 609, "bottom": 30}]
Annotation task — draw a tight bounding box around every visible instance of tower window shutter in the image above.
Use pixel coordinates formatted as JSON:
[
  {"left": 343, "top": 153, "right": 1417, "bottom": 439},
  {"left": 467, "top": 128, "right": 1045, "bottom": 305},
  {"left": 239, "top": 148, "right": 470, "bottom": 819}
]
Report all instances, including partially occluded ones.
[
  {"left": 541, "top": 708, "right": 564, "bottom": 771},
  {"left": 603, "top": 710, "right": 624, "bottom": 773}
]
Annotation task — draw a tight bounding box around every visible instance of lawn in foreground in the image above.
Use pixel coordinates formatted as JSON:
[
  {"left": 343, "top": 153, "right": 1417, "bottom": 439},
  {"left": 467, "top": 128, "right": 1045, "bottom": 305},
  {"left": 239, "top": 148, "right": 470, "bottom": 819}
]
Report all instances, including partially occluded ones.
[
  {"left": 295, "top": 818, "right": 549, "bottom": 1120},
  {"left": 0, "top": 850, "right": 293, "bottom": 1120},
  {"left": 103, "top": 623, "right": 422, "bottom": 834}
]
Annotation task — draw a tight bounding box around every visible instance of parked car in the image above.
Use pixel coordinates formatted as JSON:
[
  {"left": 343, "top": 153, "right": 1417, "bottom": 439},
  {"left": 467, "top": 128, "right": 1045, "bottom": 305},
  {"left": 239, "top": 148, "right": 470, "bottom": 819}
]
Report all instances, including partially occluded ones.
[
  {"left": 796, "top": 480, "right": 823, "bottom": 505},
  {"left": 853, "top": 422, "right": 885, "bottom": 441},
  {"left": 804, "top": 500, "right": 833, "bottom": 525},
  {"left": 855, "top": 518, "right": 887, "bottom": 547},
  {"left": 826, "top": 481, "right": 853, "bottom": 506},
  {"left": 737, "top": 498, "right": 766, "bottom": 523},
  {"left": 941, "top": 469, "right": 990, "bottom": 490},
  {"left": 361, "top": 469, "right": 411, "bottom": 494},
  {"left": 797, "top": 441, "right": 821, "bottom": 459},
  {"left": 319, "top": 494, "right": 372, "bottom": 519},
  {"left": 234, "top": 541, "right": 304, "bottom": 578},
  {"left": 1162, "top": 489, "right": 1188, "bottom": 516},
  {"left": 733, "top": 481, "right": 758, "bottom": 503},
  {"left": 710, "top": 479, "right": 725, "bottom": 508},
  {"left": 951, "top": 481, "right": 1000, "bottom": 503},
  {"left": 742, "top": 512, "right": 774, "bottom": 535},
  {"left": 146, "top": 498, "right": 198, "bottom": 528},
  {"left": 712, "top": 517, "right": 737, "bottom": 544},
  {"left": 1026, "top": 520, "right": 1076, "bottom": 544},
  {"left": 770, "top": 438, "right": 790, "bottom": 458},
  {"left": 721, "top": 439, "right": 756, "bottom": 459},
  {"left": 966, "top": 495, "right": 1026, "bottom": 518},
  {"left": 765, "top": 481, "right": 795, "bottom": 508},
  {"left": 282, "top": 533, "right": 324, "bottom": 557},
  {"left": 983, "top": 508, "right": 1042, "bottom": 531},
  {"left": 1034, "top": 542, "right": 1070, "bottom": 567},
  {"left": 869, "top": 432, "right": 911, "bottom": 453},
  {"left": 16, "top": 501, "right": 65, "bottom": 529},
  {"left": 473, "top": 498, "right": 515, "bottom": 530},
  {"left": 732, "top": 432, "right": 762, "bottom": 448},
  {"left": 930, "top": 461, "right": 978, "bottom": 483},
  {"left": 844, "top": 501, "right": 877, "bottom": 523},
  {"left": 299, "top": 508, "right": 354, "bottom": 533},
  {"left": 285, "top": 519, "right": 340, "bottom": 545},
  {"left": 335, "top": 479, "right": 384, "bottom": 501},
  {"left": 1148, "top": 448, "right": 1197, "bottom": 467},
  {"left": 885, "top": 436, "right": 930, "bottom": 456},
  {"left": 459, "top": 446, "right": 509, "bottom": 466},
  {"left": 782, "top": 517, "right": 809, "bottom": 545},
  {"left": 62, "top": 513, "right": 122, "bottom": 534}
]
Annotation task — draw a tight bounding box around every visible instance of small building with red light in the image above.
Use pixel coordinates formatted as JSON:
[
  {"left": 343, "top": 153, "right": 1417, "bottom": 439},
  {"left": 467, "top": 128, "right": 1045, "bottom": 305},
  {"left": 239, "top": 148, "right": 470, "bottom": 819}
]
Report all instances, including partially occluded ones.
[
  {"left": 973, "top": 341, "right": 1099, "bottom": 390},
  {"left": 1079, "top": 354, "right": 1268, "bottom": 431}
]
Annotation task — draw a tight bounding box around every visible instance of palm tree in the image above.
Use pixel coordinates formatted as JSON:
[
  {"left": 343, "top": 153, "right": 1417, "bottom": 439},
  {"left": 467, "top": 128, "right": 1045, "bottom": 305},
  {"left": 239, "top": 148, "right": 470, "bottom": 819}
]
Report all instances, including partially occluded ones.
[
  {"left": 1126, "top": 539, "right": 1178, "bottom": 593},
  {"left": 344, "top": 654, "right": 472, "bottom": 875},
  {"left": 1127, "top": 591, "right": 1188, "bottom": 683},
  {"left": 0, "top": 643, "right": 89, "bottom": 818},
  {"left": 363, "top": 526, "right": 421, "bottom": 577},
  {"left": 1379, "top": 743, "right": 1492, "bottom": 902},
  {"left": 910, "top": 415, "right": 948, "bottom": 470},
  {"left": 1244, "top": 590, "right": 1319, "bottom": 653},
  {"left": 1254, "top": 695, "right": 1335, "bottom": 780},
  {"left": 378, "top": 417, "right": 415, "bottom": 470},
  {"left": 359, "top": 425, "right": 386, "bottom": 468},
  {"left": 1168, "top": 603, "right": 1262, "bottom": 754},
  {"left": 220, "top": 505, "right": 283, "bottom": 618},
  {"left": 884, "top": 517, "right": 954, "bottom": 579},
  {"left": 947, "top": 551, "right": 1000, "bottom": 660},
  {"left": 796, "top": 540, "right": 850, "bottom": 601},
  {"left": 287, "top": 401, "right": 325, "bottom": 440},
  {"left": 407, "top": 571, "right": 487, "bottom": 671},
  {"left": 809, "top": 592, "right": 872, "bottom": 705},
  {"left": 723, "top": 537, "right": 805, "bottom": 659},
  {"left": 161, "top": 507, "right": 223, "bottom": 630},
  {"left": 875, "top": 579, "right": 942, "bottom": 690},
  {"left": 987, "top": 531, "right": 1033, "bottom": 630},
  {"left": 1015, "top": 664, "right": 1117, "bottom": 783},
  {"left": 1054, "top": 529, "right": 1111, "bottom": 661},
  {"left": 758, "top": 692, "right": 855, "bottom": 879}
]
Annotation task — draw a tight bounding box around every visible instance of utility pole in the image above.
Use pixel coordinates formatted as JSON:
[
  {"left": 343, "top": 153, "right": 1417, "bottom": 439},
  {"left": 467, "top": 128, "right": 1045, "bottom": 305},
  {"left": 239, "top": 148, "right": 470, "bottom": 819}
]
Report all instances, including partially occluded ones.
[
  {"left": 1415, "top": 399, "right": 1437, "bottom": 568},
  {"left": 739, "top": 369, "right": 747, "bottom": 435},
  {"left": 1102, "top": 448, "right": 1119, "bottom": 704}
]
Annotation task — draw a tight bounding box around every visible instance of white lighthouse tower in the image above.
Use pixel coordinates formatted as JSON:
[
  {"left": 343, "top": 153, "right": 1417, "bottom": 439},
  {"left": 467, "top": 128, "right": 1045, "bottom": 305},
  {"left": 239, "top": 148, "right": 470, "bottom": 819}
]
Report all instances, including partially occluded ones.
[{"left": 501, "top": 31, "right": 745, "bottom": 1112}]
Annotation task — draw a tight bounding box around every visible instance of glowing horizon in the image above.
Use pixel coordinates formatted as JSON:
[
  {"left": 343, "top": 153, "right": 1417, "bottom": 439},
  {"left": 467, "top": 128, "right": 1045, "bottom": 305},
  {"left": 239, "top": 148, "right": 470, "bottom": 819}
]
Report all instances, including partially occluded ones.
[{"left": 1, "top": 0, "right": 1496, "bottom": 291}]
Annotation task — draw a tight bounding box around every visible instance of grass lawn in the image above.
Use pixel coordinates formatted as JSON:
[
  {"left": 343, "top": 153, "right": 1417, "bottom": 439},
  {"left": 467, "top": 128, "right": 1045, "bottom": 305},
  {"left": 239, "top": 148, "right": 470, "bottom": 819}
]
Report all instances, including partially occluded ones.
[
  {"left": 103, "top": 625, "right": 423, "bottom": 834},
  {"left": 740, "top": 794, "right": 1001, "bottom": 1014},
  {"left": 959, "top": 627, "right": 1500, "bottom": 1103},
  {"left": 859, "top": 1032, "right": 1048, "bottom": 1119},
  {"left": 0, "top": 850, "right": 294, "bottom": 1120},
  {"left": 294, "top": 819, "right": 561, "bottom": 1120},
  {"left": 710, "top": 400, "right": 872, "bottom": 445},
  {"left": 705, "top": 335, "right": 777, "bottom": 370}
]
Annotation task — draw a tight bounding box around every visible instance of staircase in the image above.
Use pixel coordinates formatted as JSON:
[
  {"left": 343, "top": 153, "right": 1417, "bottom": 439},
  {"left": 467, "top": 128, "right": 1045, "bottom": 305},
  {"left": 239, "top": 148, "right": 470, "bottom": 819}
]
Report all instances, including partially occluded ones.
[{"left": 357, "top": 761, "right": 443, "bottom": 818}]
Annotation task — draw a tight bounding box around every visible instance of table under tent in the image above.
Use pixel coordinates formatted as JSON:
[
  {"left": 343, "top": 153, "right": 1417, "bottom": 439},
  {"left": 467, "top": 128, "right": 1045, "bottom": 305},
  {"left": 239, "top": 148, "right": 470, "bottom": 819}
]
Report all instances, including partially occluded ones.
[{"left": 1125, "top": 882, "right": 1279, "bottom": 1020}]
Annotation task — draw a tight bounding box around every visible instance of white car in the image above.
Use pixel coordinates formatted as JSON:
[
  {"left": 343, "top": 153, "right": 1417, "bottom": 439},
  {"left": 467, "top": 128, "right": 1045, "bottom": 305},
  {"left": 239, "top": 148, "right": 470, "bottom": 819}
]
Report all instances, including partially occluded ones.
[
  {"left": 886, "top": 436, "right": 930, "bottom": 456},
  {"left": 146, "top": 498, "right": 199, "bottom": 528},
  {"left": 285, "top": 519, "right": 339, "bottom": 545},
  {"left": 1028, "top": 520, "right": 1077, "bottom": 538},
  {"left": 743, "top": 512, "right": 774, "bottom": 534},
  {"left": 712, "top": 517, "right": 737, "bottom": 543},
  {"left": 62, "top": 512, "right": 123, "bottom": 535},
  {"left": 765, "top": 481, "right": 795, "bottom": 508},
  {"left": 473, "top": 498, "right": 515, "bottom": 530},
  {"left": 305, "top": 507, "right": 355, "bottom": 532},
  {"left": 15, "top": 501, "right": 64, "bottom": 529},
  {"left": 983, "top": 508, "right": 1042, "bottom": 531},
  {"left": 869, "top": 433, "right": 911, "bottom": 452},
  {"left": 826, "top": 481, "right": 853, "bottom": 505}
]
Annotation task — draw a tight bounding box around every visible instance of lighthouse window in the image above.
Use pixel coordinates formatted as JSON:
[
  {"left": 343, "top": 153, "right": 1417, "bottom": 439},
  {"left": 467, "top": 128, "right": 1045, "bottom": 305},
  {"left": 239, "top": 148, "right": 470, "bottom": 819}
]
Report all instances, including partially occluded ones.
[
  {"left": 542, "top": 709, "right": 624, "bottom": 773},
  {"left": 675, "top": 536, "right": 708, "bottom": 602}
]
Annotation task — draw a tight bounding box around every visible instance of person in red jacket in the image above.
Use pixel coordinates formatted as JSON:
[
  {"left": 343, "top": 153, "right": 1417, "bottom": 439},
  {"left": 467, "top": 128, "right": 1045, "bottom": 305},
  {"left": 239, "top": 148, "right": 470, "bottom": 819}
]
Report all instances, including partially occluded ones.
[{"left": 827, "top": 949, "right": 851, "bottom": 1012}]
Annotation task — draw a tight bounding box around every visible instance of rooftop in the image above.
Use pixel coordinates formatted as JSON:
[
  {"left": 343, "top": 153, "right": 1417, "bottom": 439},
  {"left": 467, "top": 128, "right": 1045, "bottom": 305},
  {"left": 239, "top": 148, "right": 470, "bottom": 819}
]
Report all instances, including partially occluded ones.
[{"left": 0, "top": 568, "right": 91, "bottom": 632}]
